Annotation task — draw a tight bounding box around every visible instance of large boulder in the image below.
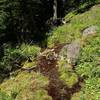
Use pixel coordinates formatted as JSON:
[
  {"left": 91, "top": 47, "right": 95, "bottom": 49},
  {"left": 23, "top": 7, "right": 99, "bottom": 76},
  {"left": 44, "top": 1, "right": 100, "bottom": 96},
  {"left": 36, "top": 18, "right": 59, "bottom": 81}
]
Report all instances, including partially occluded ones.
[{"left": 59, "top": 40, "right": 80, "bottom": 65}]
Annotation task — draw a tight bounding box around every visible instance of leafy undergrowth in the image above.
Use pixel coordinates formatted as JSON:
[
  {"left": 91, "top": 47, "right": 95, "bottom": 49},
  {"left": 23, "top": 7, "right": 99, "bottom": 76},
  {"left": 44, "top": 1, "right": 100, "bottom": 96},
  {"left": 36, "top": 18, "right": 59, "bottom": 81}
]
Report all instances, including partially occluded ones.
[
  {"left": 74, "top": 36, "right": 100, "bottom": 100},
  {"left": 0, "top": 43, "right": 40, "bottom": 82},
  {"left": 48, "top": 4, "right": 100, "bottom": 47},
  {"left": 0, "top": 4, "right": 100, "bottom": 100}
]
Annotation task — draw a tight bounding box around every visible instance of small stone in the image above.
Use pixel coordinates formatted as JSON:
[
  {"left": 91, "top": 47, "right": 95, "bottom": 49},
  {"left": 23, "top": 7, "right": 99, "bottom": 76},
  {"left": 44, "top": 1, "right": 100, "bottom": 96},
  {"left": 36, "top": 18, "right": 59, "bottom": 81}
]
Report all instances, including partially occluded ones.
[
  {"left": 48, "top": 61, "right": 51, "bottom": 64},
  {"left": 82, "top": 25, "right": 98, "bottom": 36}
]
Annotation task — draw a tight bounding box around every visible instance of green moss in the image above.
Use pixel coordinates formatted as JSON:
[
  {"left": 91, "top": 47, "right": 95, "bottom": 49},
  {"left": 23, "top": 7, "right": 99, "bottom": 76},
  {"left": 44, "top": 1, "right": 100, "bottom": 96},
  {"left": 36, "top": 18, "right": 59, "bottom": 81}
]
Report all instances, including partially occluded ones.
[
  {"left": 71, "top": 92, "right": 81, "bottom": 100},
  {"left": 16, "top": 89, "right": 52, "bottom": 100},
  {"left": 0, "top": 71, "right": 49, "bottom": 100},
  {"left": 58, "top": 59, "right": 78, "bottom": 88},
  {"left": 22, "top": 60, "right": 37, "bottom": 69},
  {"left": 60, "top": 72, "right": 78, "bottom": 88}
]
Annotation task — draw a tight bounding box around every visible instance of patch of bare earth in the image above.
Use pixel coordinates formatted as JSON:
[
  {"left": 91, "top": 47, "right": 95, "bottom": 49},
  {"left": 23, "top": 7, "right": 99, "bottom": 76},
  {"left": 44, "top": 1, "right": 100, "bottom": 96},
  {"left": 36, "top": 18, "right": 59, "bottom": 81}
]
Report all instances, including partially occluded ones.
[{"left": 36, "top": 44, "right": 83, "bottom": 100}]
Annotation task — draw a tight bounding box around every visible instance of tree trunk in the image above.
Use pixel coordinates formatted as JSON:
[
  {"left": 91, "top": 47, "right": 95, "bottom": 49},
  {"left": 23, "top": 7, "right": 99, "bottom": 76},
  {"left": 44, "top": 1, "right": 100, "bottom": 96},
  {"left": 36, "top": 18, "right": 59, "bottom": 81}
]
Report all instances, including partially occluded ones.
[{"left": 53, "top": 0, "right": 57, "bottom": 20}]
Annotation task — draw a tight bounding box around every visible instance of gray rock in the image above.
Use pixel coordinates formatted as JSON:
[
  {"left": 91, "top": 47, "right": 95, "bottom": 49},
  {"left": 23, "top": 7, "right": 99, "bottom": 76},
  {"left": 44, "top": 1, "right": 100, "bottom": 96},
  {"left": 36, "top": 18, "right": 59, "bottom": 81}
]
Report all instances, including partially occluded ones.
[
  {"left": 82, "top": 25, "right": 98, "bottom": 36},
  {"left": 59, "top": 40, "right": 80, "bottom": 65}
]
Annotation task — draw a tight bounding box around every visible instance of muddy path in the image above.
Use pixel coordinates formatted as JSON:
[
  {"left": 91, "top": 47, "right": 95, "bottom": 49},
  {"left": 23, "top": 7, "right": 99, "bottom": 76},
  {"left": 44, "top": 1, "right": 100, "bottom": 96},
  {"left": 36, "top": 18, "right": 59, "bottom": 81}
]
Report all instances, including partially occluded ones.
[{"left": 36, "top": 44, "right": 83, "bottom": 100}]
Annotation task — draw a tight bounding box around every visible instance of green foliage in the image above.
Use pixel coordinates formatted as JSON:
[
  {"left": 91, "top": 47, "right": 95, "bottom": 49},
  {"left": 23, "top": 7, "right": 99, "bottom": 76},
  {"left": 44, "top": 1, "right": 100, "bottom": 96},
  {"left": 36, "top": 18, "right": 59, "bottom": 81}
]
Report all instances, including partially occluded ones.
[
  {"left": 48, "top": 4, "right": 100, "bottom": 100},
  {"left": 76, "top": 36, "right": 100, "bottom": 77},
  {"left": 0, "top": 11, "right": 7, "bottom": 32},
  {"left": 80, "top": 78, "right": 100, "bottom": 100},
  {"left": 0, "top": 0, "right": 53, "bottom": 43},
  {"left": 0, "top": 43, "right": 40, "bottom": 73},
  {"left": 0, "top": 91, "right": 12, "bottom": 100},
  {"left": 75, "top": 30, "right": 100, "bottom": 100},
  {"left": 0, "top": 2, "right": 100, "bottom": 100},
  {"left": 48, "top": 4, "right": 100, "bottom": 47},
  {"left": 19, "top": 43, "right": 40, "bottom": 57}
]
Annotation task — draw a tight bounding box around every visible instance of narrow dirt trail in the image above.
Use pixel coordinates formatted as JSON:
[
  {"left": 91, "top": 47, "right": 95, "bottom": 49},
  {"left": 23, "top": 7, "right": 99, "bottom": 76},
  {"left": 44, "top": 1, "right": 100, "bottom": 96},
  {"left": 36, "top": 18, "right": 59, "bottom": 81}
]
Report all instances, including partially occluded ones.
[{"left": 37, "top": 44, "right": 83, "bottom": 100}]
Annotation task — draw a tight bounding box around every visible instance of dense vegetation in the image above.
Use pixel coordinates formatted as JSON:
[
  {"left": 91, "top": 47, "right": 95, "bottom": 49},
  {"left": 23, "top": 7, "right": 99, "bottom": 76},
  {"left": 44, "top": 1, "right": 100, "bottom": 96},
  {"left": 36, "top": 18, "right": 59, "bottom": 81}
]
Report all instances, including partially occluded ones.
[
  {"left": 0, "top": 0, "right": 99, "bottom": 43},
  {"left": 0, "top": 0, "right": 100, "bottom": 100}
]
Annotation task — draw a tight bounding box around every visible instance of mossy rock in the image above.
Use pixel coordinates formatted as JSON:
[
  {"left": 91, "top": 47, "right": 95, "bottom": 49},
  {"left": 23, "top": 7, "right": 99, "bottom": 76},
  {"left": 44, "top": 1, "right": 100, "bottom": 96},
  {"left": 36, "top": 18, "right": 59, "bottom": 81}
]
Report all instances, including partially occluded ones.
[{"left": 59, "top": 40, "right": 80, "bottom": 65}]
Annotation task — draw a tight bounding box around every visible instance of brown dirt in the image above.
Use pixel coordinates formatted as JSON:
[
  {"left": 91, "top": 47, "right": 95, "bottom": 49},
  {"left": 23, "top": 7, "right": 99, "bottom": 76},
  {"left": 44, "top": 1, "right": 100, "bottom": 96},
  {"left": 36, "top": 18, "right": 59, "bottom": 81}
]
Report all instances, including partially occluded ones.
[{"left": 36, "top": 44, "right": 83, "bottom": 100}]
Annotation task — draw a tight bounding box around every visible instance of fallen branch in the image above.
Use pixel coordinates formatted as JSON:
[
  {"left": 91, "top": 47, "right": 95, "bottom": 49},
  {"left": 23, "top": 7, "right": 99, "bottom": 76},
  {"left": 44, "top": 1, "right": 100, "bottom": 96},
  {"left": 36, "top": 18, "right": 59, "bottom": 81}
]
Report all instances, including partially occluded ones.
[{"left": 21, "top": 66, "right": 38, "bottom": 72}]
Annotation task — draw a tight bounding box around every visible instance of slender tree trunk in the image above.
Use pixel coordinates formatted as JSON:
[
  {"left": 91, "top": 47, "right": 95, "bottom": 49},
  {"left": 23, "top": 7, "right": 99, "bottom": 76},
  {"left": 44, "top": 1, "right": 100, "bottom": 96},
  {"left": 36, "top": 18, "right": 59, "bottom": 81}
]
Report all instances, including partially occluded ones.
[{"left": 53, "top": 0, "right": 57, "bottom": 20}]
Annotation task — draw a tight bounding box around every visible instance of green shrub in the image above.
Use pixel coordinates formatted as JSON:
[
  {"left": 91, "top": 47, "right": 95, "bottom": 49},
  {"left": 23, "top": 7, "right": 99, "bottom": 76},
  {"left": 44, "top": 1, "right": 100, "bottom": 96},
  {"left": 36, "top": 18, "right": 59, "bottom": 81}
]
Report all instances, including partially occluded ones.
[
  {"left": 0, "top": 43, "right": 40, "bottom": 73},
  {"left": 19, "top": 43, "right": 40, "bottom": 57}
]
